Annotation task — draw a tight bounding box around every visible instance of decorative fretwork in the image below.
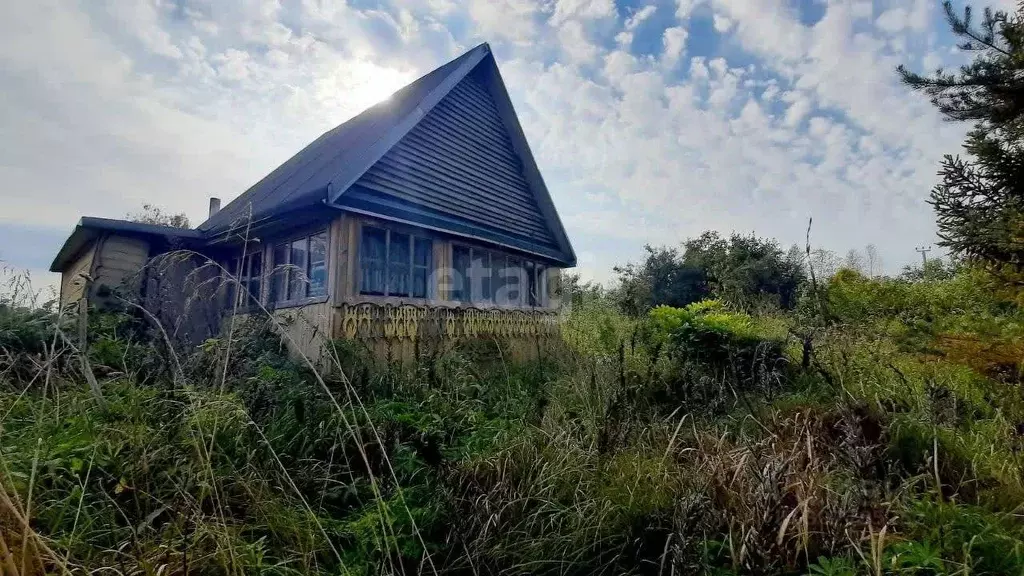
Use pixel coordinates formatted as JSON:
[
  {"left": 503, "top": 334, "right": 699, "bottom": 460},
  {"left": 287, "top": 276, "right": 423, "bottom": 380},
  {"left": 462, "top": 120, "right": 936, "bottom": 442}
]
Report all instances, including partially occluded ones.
[{"left": 338, "top": 303, "right": 560, "bottom": 341}]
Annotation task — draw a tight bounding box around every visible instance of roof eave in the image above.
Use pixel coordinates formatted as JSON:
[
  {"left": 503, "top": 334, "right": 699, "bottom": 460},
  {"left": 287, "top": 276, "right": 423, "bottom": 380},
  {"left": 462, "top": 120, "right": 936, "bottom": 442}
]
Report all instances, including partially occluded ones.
[{"left": 49, "top": 217, "right": 203, "bottom": 272}]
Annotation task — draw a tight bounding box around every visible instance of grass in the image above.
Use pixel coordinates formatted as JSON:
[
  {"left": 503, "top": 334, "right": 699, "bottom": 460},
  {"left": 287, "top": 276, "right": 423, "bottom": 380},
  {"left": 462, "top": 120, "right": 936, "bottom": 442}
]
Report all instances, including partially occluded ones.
[{"left": 3, "top": 263, "right": 1024, "bottom": 574}]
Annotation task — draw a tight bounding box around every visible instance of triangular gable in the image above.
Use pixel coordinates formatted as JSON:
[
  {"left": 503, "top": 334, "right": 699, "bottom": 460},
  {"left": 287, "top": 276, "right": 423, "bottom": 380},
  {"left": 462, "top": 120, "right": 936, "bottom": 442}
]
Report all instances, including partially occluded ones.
[
  {"left": 197, "top": 45, "right": 487, "bottom": 237},
  {"left": 328, "top": 46, "right": 576, "bottom": 266}
]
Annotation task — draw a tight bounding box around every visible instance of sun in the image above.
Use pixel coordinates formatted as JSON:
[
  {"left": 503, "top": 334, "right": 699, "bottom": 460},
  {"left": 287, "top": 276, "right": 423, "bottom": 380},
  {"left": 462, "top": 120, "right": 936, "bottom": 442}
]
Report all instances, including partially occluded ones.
[{"left": 338, "top": 60, "right": 415, "bottom": 114}]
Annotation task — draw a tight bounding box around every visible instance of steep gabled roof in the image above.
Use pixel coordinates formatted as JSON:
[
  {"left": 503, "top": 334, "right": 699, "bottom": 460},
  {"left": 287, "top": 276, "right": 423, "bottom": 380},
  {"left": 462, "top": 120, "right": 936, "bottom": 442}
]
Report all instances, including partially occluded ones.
[{"left": 199, "top": 43, "right": 576, "bottom": 267}]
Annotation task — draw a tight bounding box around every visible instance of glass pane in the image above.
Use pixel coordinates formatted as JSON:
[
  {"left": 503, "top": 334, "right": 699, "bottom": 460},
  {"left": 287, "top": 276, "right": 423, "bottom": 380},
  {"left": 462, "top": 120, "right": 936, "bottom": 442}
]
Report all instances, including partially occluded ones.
[
  {"left": 388, "top": 232, "right": 410, "bottom": 297},
  {"left": 492, "top": 255, "right": 506, "bottom": 305},
  {"left": 289, "top": 238, "right": 308, "bottom": 300},
  {"left": 224, "top": 258, "right": 238, "bottom": 309},
  {"left": 526, "top": 261, "right": 538, "bottom": 306},
  {"left": 361, "top": 227, "right": 386, "bottom": 295},
  {"left": 271, "top": 243, "right": 288, "bottom": 302},
  {"left": 247, "top": 253, "right": 262, "bottom": 303},
  {"left": 308, "top": 232, "right": 327, "bottom": 297},
  {"left": 505, "top": 258, "right": 522, "bottom": 306},
  {"left": 414, "top": 237, "right": 432, "bottom": 267},
  {"left": 471, "top": 251, "right": 491, "bottom": 303},
  {"left": 412, "top": 268, "right": 428, "bottom": 299},
  {"left": 247, "top": 278, "right": 261, "bottom": 307},
  {"left": 412, "top": 238, "right": 431, "bottom": 299},
  {"left": 451, "top": 245, "right": 470, "bottom": 301}
]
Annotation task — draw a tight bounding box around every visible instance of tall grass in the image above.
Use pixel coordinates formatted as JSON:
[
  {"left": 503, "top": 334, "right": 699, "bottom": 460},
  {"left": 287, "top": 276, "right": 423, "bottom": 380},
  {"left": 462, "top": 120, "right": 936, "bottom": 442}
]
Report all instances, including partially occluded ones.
[{"left": 3, "top": 262, "right": 1024, "bottom": 574}]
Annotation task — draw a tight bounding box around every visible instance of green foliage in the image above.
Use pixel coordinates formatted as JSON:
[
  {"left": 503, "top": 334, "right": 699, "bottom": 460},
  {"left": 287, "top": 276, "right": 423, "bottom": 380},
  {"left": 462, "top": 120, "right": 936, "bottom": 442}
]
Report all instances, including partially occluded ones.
[
  {"left": 6, "top": 262, "right": 1024, "bottom": 575},
  {"left": 899, "top": 2, "right": 1024, "bottom": 280},
  {"left": 824, "top": 266, "right": 1004, "bottom": 327},
  {"left": 615, "top": 231, "right": 805, "bottom": 315},
  {"left": 647, "top": 301, "right": 788, "bottom": 405}
]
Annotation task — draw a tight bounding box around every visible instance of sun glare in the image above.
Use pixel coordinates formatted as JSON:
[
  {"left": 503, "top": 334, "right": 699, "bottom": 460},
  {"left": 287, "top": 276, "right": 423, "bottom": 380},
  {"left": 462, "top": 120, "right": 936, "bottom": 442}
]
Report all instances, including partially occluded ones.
[{"left": 341, "top": 60, "right": 415, "bottom": 114}]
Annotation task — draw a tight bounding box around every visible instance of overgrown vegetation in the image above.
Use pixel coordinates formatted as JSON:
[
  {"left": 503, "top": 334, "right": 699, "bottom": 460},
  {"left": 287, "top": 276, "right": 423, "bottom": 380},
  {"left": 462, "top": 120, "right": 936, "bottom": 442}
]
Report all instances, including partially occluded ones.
[
  {"left": 7, "top": 3, "right": 1024, "bottom": 574},
  {"left": 6, "top": 247, "right": 1024, "bottom": 574}
]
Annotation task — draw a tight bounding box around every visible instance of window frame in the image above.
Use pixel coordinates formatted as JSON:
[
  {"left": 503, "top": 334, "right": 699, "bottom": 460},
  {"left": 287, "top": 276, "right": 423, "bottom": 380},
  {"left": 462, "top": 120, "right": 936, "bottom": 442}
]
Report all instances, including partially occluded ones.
[
  {"left": 448, "top": 241, "right": 550, "bottom": 309},
  {"left": 359, "top": 224, "right": 434, "bottom": 299},
  {"left": 224, "top": 249, "right": 263, "bottom": 311},
  {"left": 268, "top": 228, "right": 330, "bottom": 309}
]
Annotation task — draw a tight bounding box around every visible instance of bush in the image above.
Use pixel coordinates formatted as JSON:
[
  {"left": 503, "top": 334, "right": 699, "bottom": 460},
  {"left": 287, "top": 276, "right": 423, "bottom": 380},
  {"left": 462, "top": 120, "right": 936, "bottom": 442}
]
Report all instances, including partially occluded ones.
[{"left": 647, "top": 301, "right": 788, "bottom": 404}]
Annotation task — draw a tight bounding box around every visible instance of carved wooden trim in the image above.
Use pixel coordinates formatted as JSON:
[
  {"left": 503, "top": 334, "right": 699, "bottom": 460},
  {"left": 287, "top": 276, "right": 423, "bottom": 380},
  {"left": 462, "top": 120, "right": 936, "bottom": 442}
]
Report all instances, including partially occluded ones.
[{"left": 338, "top": 303, "right": 560, "bottom": 340}]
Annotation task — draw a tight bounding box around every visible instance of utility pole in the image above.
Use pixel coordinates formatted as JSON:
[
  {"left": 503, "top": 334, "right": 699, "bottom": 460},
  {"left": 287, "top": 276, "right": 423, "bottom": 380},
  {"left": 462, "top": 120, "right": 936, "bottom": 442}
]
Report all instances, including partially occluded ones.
[{"left": 915, "top": 245, "right": 931, "bottom": 267}]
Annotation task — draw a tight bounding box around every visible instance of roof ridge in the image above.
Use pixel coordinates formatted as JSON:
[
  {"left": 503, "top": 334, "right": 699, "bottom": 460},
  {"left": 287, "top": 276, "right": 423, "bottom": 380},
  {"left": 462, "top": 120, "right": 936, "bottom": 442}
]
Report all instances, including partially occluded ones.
[{"left": 197, "top": 44, "right": 490, "bottom": 234}]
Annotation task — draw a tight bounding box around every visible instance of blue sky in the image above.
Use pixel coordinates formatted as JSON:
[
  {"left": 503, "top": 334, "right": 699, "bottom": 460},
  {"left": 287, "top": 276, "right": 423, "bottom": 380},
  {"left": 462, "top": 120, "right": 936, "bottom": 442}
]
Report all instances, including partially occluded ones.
[{"left": 1, "top": 0, "right": 1017, "bottom": 293}]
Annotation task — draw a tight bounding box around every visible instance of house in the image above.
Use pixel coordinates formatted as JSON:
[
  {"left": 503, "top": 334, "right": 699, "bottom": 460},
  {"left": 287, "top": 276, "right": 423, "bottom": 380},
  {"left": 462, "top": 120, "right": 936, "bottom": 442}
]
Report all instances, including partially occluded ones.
[{"left": 49, "top": 43, "right": 576, "bottom": 362}]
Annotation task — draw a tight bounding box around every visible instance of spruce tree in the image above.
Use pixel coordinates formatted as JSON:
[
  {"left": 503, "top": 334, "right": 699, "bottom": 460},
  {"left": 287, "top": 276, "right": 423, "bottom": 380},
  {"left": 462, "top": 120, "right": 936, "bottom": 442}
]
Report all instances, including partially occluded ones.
[{"left": 898, "top": 2, "right": 1024, "bottom": 279}]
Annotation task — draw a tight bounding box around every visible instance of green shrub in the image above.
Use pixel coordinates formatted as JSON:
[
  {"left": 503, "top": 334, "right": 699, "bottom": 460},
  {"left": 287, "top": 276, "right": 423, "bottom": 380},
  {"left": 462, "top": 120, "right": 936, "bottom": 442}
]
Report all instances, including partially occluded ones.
[{"left": 647, "top": 301, "right": 788, "bottom": 405}]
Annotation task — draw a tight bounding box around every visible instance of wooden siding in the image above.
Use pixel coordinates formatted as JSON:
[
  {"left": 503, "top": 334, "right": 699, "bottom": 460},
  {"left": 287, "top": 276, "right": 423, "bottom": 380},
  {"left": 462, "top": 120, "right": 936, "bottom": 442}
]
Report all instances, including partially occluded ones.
[
  {"left": 353, "top": 72, "right": 559, "bottom": 253},
  {"left": 93, "top": 235, "right": 150, "bottom": 299},
  {"left": 59, "top": 243, "right": 97, "bottom": 308},
  {"left": 264, "top": 301, "right": 334, "bottom": 366}
]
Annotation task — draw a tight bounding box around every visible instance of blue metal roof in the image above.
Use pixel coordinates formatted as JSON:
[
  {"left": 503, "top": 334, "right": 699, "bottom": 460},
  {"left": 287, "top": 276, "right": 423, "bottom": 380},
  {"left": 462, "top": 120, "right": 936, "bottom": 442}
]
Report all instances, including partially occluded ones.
[
  {"left": 198, "top": 45, "right": 486, "bottom": 237},
  {"left": 347, "top": 68, "right": 561, "bottom": 257},
  {"left": 193, "top": 43, "right": 575, "bottom": 266}
]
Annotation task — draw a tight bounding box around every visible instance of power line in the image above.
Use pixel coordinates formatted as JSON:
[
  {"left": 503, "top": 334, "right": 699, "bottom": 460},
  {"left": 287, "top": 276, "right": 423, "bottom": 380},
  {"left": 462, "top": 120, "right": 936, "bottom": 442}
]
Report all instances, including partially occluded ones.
[{"left": 915, "top": 245, "right": 931, "bottom": 267}]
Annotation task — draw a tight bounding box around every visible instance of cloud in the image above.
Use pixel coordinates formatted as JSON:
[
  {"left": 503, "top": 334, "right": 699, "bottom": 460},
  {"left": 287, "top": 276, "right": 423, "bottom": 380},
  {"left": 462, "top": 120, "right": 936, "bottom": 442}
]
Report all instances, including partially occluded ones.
[
  {"left": 661, "top": 26, "right": 688, "bottom": 68},
  {"left": 676, "top": 0, "right": 705, "bottom": 20},
  {"left": 550, "top": 0, "right": 617, "bottom": 26},
  {"left": 713, "top": 14, "right": 734, "bottom": 33},
  {"left": 0, "top": 0, "right": 987, "bottom": 284},
  {"left": 558, "top": 20, "right": 601, "bottom": 64},
  {"left": 467, "top": 0, "right": 542, "bottom": 43},
  {"left": 616, "top": 5, "right": 657, "bottom": 47}
]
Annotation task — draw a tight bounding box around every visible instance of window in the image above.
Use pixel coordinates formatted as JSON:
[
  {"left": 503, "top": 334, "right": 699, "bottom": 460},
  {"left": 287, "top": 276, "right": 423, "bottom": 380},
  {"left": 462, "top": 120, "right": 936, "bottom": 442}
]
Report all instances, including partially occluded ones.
[
  {"left": 471, "top": 250, "right": 490, "bottom": 303},
  {"left": 528, "top": 259, "right": 544, "bottom": 305},
  {"left": 413, "top": 238, "right": 432, "bottom": 299},
  {"left": 452, "top": 245, "right": 471, "bottom": 301},
  {"left": 225, "top": 251, "right": 262, "bottom": 309},
  {"left": 360, "top": 226, "right": 432, "bottom": 298},
  {"left": 270, "top": 231, "right": 328, "bottom": 304},
  {"left": 449, "top": 244, "right": 547, "bottom": 308},
  {"left": 504, "top": 257, "right": 522, "bottom": 306}
]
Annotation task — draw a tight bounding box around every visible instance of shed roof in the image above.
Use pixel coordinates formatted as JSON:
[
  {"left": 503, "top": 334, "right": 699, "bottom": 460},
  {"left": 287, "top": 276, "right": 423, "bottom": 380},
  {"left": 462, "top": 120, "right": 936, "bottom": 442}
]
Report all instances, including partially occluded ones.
[{"left": 49, "top": 217, "right": 202, "bottom": 272}]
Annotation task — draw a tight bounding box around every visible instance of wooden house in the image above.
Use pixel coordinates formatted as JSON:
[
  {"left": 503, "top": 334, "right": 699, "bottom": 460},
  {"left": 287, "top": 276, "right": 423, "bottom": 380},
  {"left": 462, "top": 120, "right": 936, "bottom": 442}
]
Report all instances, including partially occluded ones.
[{"left": 49, "top": 44, "right": 576, "bottom": 362}]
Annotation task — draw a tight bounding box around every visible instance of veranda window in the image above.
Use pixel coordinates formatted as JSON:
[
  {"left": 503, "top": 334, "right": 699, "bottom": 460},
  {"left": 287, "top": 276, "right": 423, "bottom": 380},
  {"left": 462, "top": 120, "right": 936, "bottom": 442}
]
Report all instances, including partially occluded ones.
[
  {"left": 360, "top": 225, "right": 432, "bottom": 298},
  {"left": 225, "top": 251, "right": 262, "bottom": 309},
  {"left": 270, "top": 231, "right": 328, "bottom": 303},
  {"left": 449, "top": 244, "right": 547, "bottom": 307}
]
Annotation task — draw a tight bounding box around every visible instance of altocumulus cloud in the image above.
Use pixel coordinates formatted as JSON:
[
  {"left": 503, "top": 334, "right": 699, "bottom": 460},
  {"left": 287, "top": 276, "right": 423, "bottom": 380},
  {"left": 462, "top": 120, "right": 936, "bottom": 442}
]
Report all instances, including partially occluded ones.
[{"left": 0, "top": 0, "right": 1011, "bottom": 286}]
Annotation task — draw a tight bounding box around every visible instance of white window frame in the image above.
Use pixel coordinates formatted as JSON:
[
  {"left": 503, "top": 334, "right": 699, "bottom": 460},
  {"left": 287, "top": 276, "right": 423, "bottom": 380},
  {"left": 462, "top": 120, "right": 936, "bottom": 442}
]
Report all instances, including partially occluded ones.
[
  {"left": 449, "top": 242, "right": 548, "bottom": 308},
  {"left": 359, "top": 225, "right": 434, "bottom": 299},
  {"left": 269, "top": 229, "right": 330, "bottom": 308}
]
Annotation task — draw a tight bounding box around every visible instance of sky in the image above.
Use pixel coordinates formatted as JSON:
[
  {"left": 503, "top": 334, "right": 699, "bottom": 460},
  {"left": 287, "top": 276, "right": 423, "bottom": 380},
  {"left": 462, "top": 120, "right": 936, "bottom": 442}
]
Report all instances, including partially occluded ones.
[{"left": 1, "top": 0, "right": 1019, "bottom": 292}]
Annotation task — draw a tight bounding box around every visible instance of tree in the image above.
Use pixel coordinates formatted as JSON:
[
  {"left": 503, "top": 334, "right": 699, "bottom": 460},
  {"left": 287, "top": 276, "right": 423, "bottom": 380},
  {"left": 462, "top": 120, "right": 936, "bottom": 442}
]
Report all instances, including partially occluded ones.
[
  {"left": 561, "top": 272, "right": 606, "bottom": 308},
  {"left": 865, "top": 244, "right": 882, "bottom": 277},
  {"left": 808, "top": 248, "right": 842, "bottom": 280},
  {"left": 844, "top": 249, "right": 866, "bottom": 274},
  {"left": 126, "top": 204, "right": 191, "bottom": 229},
  {"left": 614, "top": 245, "right": 710, "bottom": 315},
  {"left": 898, "top": 2, "right": 1024, "bottom": 279},
  {"left": 899, "top": 257, "right": 960, "bottom": 282},
  {"left": 613, "top": 231, "right": 806, "bottom": 314}
]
